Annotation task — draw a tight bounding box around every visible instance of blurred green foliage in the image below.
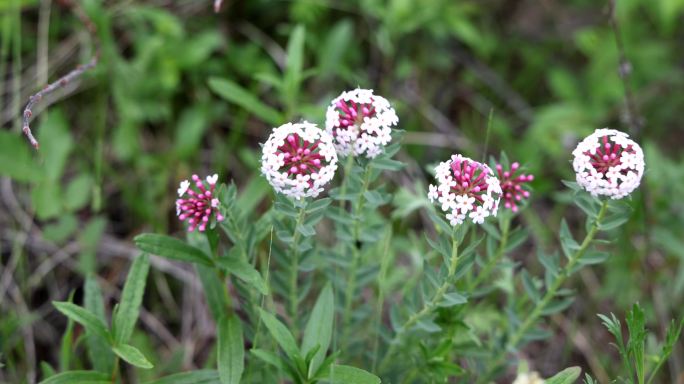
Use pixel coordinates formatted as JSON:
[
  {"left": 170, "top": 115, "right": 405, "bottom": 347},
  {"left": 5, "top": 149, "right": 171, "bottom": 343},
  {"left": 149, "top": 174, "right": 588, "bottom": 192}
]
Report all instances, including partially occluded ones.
[{"left": 2, "top": 0, "right": 684, "bottom": 382}]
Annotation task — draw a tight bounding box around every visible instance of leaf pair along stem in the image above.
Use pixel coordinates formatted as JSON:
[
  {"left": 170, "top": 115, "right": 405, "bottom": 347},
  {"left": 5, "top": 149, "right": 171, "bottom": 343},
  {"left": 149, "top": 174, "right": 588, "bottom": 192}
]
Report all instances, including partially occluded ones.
[
  {"left": 379, "top": 227, "right": 461, "bottom": 372},
  {"left": 477, "top": 200, "right": 609, "bottom": 383}
]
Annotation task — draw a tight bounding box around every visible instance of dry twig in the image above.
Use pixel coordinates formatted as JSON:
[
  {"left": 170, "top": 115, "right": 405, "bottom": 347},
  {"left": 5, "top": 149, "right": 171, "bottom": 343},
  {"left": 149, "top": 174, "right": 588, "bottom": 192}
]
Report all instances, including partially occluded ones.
[{"left": 22, "top": 0, "right": 100, "bottom": 149}]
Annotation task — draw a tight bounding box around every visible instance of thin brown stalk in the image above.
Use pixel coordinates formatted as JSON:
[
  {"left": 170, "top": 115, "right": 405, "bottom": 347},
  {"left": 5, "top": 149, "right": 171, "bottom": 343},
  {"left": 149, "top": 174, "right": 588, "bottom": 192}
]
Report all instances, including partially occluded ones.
[{"left": 22, "top": 0, "right": 100, "bottom": 149}]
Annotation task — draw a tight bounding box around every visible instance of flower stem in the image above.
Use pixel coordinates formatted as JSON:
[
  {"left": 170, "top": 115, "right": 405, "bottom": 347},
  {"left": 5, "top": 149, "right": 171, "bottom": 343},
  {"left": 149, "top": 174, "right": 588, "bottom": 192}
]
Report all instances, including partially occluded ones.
[
  {"left": 289, "top": 204, "right": 307, "bottom": 335},
  {"left": 379, "top": 228, "right": 460, "bottom": 372},
  {"left": 478, "top": 200, "right": 609, "bottom": 383},
  {"left": 341, "top": 164, "right": 372, "bottom": 343},
  {"left": 470, "top": 215, "right": 511, "bottom": 291}
]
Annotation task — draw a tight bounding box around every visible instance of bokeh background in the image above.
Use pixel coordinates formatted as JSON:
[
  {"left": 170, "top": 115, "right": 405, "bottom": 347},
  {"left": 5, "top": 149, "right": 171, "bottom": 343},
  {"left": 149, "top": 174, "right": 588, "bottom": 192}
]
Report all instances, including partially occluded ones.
[{"left": 1, "top": 0, "right": 683, "bottom": 382}]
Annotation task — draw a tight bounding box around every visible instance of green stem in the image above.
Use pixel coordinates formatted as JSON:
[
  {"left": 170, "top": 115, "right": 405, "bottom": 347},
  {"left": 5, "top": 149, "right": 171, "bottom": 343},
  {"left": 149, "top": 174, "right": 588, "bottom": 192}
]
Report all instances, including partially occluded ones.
[
  {"left": 110, "top": 357, "right": 120, "bottom": 383},
  {"left": 289, "top": 205, "right": 307, "bottom": 335},
  {"left": 379, "top": 228, "right": 460, "bottom": 372},
  {"left": 341, "top": 165, "right": 372, "bottom": 341},
  {"left": 470, "top": 216, "right": 511, "bottom": 291},
  {"left": 338, "top": 155, "right": 355, "bottom": 209},
  {"left": 478, "top": 200, "right": 609, "bottom": 383}
]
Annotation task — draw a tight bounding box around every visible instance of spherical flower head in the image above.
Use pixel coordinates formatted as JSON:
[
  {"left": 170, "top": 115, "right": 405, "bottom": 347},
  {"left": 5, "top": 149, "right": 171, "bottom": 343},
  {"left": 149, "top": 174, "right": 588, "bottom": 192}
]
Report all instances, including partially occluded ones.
[
  {"left": 261, "top": 122, "right": 338, "bottom": 200},
  {"left": 428, "top": 154, "right": 502, "bottom": 226},
  {"left": 496, "top": 161, "right": 534, "bottom": 213},
  {"left": 176, "top": 174, "right": 225, "bottom": 232},
  {"left": 572, "top": 128, "right": 644, "bottom": 199},
  {"left": 513, "top": 372, "right": 545, "bottom": 384},
  {"left": 325, "top": 88, "right": 398, "bottom": 158}
]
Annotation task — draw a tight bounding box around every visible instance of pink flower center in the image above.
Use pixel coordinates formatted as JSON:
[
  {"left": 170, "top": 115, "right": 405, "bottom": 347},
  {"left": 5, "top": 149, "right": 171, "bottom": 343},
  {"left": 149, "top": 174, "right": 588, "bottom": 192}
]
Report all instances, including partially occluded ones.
[
  {"left": 497, "top": 162, "right": 533, "bottom": 212},
  {"left": 177, "top": 175, "right": 223, "bottom": 232},
  {"left": 450, "top": 158, "right": 489, "bottom": 203},
  {"left": 277, "top": 134, "right": 324, "bottom": 177},
  {"left": 334, "top": 99, "right": 376, "bottom": 132},
  {"left": 585, "top": 135, "right": 635, "bottom": 174}
]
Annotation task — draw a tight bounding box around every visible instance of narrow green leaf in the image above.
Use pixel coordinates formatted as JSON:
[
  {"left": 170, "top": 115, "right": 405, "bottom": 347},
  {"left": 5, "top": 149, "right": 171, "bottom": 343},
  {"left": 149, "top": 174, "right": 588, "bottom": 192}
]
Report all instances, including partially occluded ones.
[
  {"left": 218, "top": 315, "right": 244, "bottom": 384},
  {"left": 208, "top": 78, "right": 282, "bottom": 126},
  {"left": 545, "top": 366, "right": 582, "bottom": 384},
  {"left": 598, "top": 213, "right": 630, "bottom": 231},
  {"left": 53, "top": 302, "right": 110, "bottom": 342},
  {"left": 317, "top": 365, "right": 381, "bottom": 384},
  {"left": 84, "top": 276, "right": 115, "bottom": 373},
  {"left": 370, "top": 157, "right": 405, "bottom": 171},
  {"left": 559, "top": 219, "right": 580, "bottom": 259},
  {"left": 38, "top": 370, "right": 110, "bottom": 384},
  {"left": 114, "top": 254, "right": 150, "bottom": 345},
  {"left": 541, "top": 297, "right": 575, "bottom": 315},
  {"left": 302, "top": 283, "right": 333, "bottom": 376},
  {"left": 196, "top": 264, "right": 231, "bottom": 322},
  {"left": 257, "top": 308, "right": 300, "bottom": 360},
  {"left": 112, "top": 344, "right": 154, "bottom": 369},
  {"left": 521, "top": 270, "right": 540, "bottom": 303},
  {"left": 134, "top": 234, "right": 213, "bottom": 266},
  {"left": 250, "top": 348, "right": 285, "bottom": 370},
  {"left": 437, "top": 292, "right": 468, "bottom": 307},
  {"left": 216, "top": 257, "right": 268, "bottom": 295},
  {"left": 143, "top": 370, "right": 220, "bottom": 384}
]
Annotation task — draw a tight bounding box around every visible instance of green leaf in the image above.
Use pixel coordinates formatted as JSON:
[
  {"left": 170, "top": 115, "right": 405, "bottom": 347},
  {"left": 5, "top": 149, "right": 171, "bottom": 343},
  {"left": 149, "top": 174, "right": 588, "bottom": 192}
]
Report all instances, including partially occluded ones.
[
  {"left": 284, "top": 25, "right": 306, "bottom": 102},
  {"left": 297, "top": 223, "right": 316, "bottom": 237},
  {"left": 250, "top": 348, "right": 285, "bottom": 370},
  {"left": 208, "top": 78, "right": 282, "bottom": 126},
  {"left": 84, "top": 276, "right": 115, "bottom": 373},
  {"left": 257, "top": 308, "right": 300, "bottom": 360},
  {"left": 64, "top": 174, "right": 93, "bottom": 211},
  {"left": 196, "top": 264, "right": 231, "bottom": 322},
  {"left": 578, "top": 250, "right": 610, "bottom": 265},
  {"left": 134, "top": 234, "right": 213, "bottom": 266},
  {"left": 437, "top": 292, "right": 468, "bottom": 307},
  {"left": 38, "top": 370, "right": 111, "bottom": 384},
  {"left": 38, "top": 110, "right": 74, "bottom": 182},
  {"left": 598, "top": 213, "right": 630, "bottom": 231},
  {"left": 521, "top": 270, "right": 540, "bottom": 303},
  {"left": 216, "top": 257, "right": 268, "bottom": 295},
  {"left": 113, "top": 254, "right": 150, "bottom": 345},
  {"left": 218, "top": 315, "right": 244, "bottom": 384},
  {"left": 370, "top": 157, "right": 405, "bottom": 171},
  {"left": 545, "top": 366, "right": 582, "bottom": 384},
  {"left": 112, "top": 344, "right": 154, "bottom": 369},
  {"left": 541, "top": 297, "right": 575, "bottom": 315},
  {"left": 144, "top": 370, "right": 220, "bottom": 384},
  {"left": 53, "top": 301, "right": 110, "bottom": 342},
  {"left": 0, "top": 130, "right": 41, "bottom": 181},
  {"left": 316, "top": 365, "right": 381, "bottom": 384},
  {"left": 302, "top": 283, "right": 333, "bottom": 376},
  {"left": 559, "top": 219, "right": 580, "bottom": 259}
]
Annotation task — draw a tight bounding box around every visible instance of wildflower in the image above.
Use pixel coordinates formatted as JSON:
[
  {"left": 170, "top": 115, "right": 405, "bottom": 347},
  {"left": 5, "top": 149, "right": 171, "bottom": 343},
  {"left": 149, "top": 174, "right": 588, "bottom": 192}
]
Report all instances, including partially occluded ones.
[
  {"left": 572, "top": 128, "right": 644, "bottom": 199},
  {"left": 428, "top": 154, "right": 502, "bottom": 226},
  {"left": 512, "top": 371, "right": 545, "bottom": 384},
  {"left": 261, "top": 122, "right": 338, "bottom": 200},
  {"left": 176, "top": 174, "right": 225, "bottom": 232},
  {"left": 496, "top": 161, "right": 534, "bottom": 212},
  {"left": 325, "top": 88, "right": 398, "bottom": 158}
]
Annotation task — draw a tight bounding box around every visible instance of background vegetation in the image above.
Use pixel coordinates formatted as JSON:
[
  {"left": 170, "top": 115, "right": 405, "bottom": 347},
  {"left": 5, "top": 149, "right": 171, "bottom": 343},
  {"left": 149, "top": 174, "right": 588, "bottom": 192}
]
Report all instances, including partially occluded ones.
[{"left": 1, "top": 0, "right": 683, "bottom": 382}]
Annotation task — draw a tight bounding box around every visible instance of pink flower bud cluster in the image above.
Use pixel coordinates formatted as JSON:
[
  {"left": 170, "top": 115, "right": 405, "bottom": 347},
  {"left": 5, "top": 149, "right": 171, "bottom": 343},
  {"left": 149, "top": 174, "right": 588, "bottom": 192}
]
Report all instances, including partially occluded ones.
[
  {"left": 572, "top": 128, "right": 644, "bottom": 199},
  {"left": 176, "top": 174, "right": 224, "bottom": 232},
  {"left": 325, "top": 88, "right": 398, "bottom": 158},
  {"left": 261, "top": 122, "right": 338, "bottom": 200},
  {"left": 428, "top": 154, "right": 502, "bottom": 225},
  {"left": 496, "top": 162, "right": 534, "bottom": 212}
]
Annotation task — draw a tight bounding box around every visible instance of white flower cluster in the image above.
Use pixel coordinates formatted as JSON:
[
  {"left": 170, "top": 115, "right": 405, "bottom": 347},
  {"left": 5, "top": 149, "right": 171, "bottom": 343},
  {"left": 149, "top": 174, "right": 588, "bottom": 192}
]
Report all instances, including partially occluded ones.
[
  {"left": 428, "top": 154, "right": 502, "bottom": 226},
  {"left": 572, "top": 128, "right": 644, "bottom": 199},
  {"left": 325, "top": 88, "right": 399, "bottom": 158},
  {"left": 261, "top": 122, "right": 338, "bottom": 200},
  {"left": 512, "top": 372, "right": 545, "bottom": 384}
]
